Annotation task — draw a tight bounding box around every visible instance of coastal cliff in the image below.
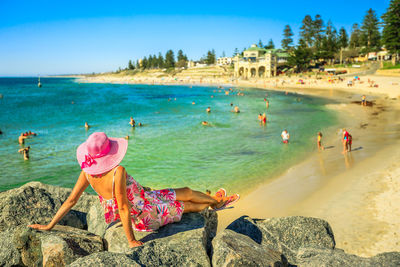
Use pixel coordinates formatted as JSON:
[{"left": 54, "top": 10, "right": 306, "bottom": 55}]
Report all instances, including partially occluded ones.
[{"left": 1, "top": 182, "right": 399, "bottom": 266}]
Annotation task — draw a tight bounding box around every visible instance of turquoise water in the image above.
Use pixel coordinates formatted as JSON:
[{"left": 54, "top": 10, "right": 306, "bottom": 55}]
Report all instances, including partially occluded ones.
[{"left": 0, "top": 78, "right": 337, "bottom": 195}]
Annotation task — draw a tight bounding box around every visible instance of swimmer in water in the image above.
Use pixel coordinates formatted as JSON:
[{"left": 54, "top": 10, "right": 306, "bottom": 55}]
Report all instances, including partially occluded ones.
[
  {"left": 202, "top": 121, "right": 209, "bottom": 126},
  {"left": 84, "top": 122, "right": 91, "bottom": 129},
  {"left": 129, "top": 117, "right": 135, "bottom": 127},
  {"left": 206, "top": 107, "right": 211, "bottom": 113},
  {"left": 192, "top": 101, "right": 195, "bottom": 105},
  {"left": 266, "top": 99, "right": 269, "bottom": 109},
  {"left": 258, "top": 114, "right": 262, "bottom": 121},
  {"left": 138, "top": 122, "right": 143, "bottom": 127},
  {"left": 262, "top": 113, "right": 267, "bottom": 124},
  {"left": 125, "top": 136, "right": 130, "bottom": 140},
  {"left": 281, "top": 129, "right": 290, "bottom": 144},
  {"left": 18, "top": 133, "right": 27, "bottom": 145},
  {"left": 18, "top": 146, "right": 30, "bottom": 160},
  {"left": 232, "top": 106, "right": 240, "bottom": 113},
  {"left": 230, "top": 103, "right": 233, "bottom": 106}
]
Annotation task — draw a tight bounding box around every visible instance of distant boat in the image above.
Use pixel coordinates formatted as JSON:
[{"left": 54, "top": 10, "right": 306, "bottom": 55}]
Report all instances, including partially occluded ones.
[{"left": 38, "top": 76, "right": 42, "bottom": 87}]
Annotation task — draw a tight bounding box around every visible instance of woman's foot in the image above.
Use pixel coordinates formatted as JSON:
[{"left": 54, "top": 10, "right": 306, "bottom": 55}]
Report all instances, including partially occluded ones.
[
  {"left": 211, "top": 199, "right": 228, "bottom": 210},
  {"left": 213, "top": 194, "right": 240, "bottom": 211}
]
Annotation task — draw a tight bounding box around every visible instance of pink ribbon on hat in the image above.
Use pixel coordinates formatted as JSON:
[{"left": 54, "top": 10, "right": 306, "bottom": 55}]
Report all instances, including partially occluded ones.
[{"left": 81, "top": 142, "right": 111, "bottom": 169}]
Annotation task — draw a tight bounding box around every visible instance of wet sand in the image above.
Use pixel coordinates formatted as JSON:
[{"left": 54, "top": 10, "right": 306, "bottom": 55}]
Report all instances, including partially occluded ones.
[
  {"left": 79, "top": 74, "right": 400, "bottom": 257},
  {"left": 218, "top": 92, "right": 400, "bottom": 257}
]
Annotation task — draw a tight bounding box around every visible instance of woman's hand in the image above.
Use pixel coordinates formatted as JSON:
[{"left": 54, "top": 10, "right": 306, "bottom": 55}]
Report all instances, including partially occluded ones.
[
  {"left": 28, "top": 224, "right": 52, "bottom": 231},
  {"left": 129, "top": 240, "right": 143, "bottom": 248}
]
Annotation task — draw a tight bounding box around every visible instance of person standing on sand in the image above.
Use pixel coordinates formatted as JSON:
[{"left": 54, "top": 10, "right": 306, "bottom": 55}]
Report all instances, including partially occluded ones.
[
  {"left": 28, "top": 132, "right": 239, "bottom": 248},
  {"left": 281, "top": 130, "right": 290, "bottom": 143},
  {"left": 361, "top": 95, "right": 367, "bottom": 106},
  {"left": 342, "top": 129, "right": 352, "bottom": 153},
  {"left": 317, "top": 132, "right": 324, "bottom": 150},
  {"left": 18, "top": 146, "right": 30, "bottom": 160}
]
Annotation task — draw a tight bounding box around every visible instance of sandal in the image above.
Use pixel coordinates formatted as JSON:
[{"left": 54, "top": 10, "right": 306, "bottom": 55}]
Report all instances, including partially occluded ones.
[
  {"left": 213, "top": 194, "right": 240, "bottom": 211},
  {"left": 215, "top": 188, "right": 226, "bottom": 201}
]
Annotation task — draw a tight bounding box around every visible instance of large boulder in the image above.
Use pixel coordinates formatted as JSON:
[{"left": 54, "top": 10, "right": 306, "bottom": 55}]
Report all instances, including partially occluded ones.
[
  {"left": 0, "top": 182, "right": 97, "bottom": 231},
  {"left": 86, "top": 200, "right": 108, "bottom": 237},
  {"left": 0, "top": 228, "right": 22, "bottom": 267},
  {"left": 70, "top": 252, "right": 140, "bottom": 266},
  {"left": 212, "top": 229, "right": 288, "bottom": 267},
  {"left": 226, "top": 216, "right": 335, "bottom": 264},
  {"left": 13, "top": 225, "right": 104, "bottom": 266},
  {"left": 296, "top": 247, "right": 400, "bottom": 267},
  {"left": 104, "top": 209, "right": 217, "bottom": 254}
]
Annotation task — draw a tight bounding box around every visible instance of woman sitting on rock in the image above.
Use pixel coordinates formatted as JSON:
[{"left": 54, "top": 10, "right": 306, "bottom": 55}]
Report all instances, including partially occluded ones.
[{"left": 29, "top": 132, "right": 239, "bottom": 248}]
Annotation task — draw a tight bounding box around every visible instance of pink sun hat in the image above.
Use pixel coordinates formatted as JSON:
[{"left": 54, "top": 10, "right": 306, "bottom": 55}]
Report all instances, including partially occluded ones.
[{"left": 76, "top": 132, "right": 128, "bottom": 175}]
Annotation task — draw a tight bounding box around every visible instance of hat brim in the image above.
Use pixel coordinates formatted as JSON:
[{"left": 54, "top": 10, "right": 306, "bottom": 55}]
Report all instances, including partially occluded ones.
[{"left": 76, "top": 137, "right": 128, "bottom": 175}]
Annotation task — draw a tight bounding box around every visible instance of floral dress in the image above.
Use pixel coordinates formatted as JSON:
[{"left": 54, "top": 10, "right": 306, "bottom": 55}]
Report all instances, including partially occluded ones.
[{"left": 87, "top": 167, "right": 184, "bottom": 232}]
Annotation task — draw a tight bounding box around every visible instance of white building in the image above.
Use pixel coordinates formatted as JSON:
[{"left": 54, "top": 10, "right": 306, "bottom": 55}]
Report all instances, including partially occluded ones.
[{"left": 217, "top": 57, "right": 233, "bottom": 65}]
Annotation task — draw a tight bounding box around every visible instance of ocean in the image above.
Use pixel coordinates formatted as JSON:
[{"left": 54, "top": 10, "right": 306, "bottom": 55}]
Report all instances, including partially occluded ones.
[{"left": 0, "top": 77, "right": 337, "bottom": 195}]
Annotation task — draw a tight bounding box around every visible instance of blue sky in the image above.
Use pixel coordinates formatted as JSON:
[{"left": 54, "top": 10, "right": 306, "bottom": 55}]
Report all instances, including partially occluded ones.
[{"left": 0, "top": 0, "right": 390, "bottom": 76}]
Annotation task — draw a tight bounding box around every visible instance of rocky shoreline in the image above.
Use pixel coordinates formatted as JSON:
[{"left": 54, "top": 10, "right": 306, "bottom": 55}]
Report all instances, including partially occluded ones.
[{"left": 0, "top": 182, "right": 399, "bottom": 266}]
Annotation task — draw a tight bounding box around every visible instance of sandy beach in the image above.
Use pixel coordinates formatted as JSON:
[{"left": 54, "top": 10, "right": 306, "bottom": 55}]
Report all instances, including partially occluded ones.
[{"left": 80, "top": 73, "right": 400, "bottom": 257}]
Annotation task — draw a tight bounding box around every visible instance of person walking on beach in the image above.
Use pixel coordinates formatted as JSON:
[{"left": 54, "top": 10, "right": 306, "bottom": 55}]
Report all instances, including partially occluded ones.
[
  {"left": 28, "top": 132, "right": 239, "bottom": 248},
  {"left": 281, "top": 129, "right": 290, "bottom": 144},
  {"left": 129, "top": 117, "right": 135, "bottom": 127},
  {"left": 317, "top": 132, "right": 324, "bottom": 150},
  {"left": 342, "top": 129, "right": 352, "bottom": 153},
  {"left": 18, "top": 146, "right": 30, "bottom": 160}
]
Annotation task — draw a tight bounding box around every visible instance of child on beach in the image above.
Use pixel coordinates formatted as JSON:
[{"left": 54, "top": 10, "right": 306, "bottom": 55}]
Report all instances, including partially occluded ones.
[
  {"left": 317, "top": 132, "right": 324, "bottom": 150},
  {"left": 361, "top": 95, "right": 366, "bottom": 106},
  {"left": 28, "top": 132, "right": 240, "bottom": 248}
]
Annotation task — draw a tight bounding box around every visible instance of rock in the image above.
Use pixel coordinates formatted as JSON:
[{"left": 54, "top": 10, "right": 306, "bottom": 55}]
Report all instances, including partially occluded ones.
[
  {"left": 212, "top": 229, "right": 288, "bottom": 267},
  {"left": 0, "top": 182, "right": 97, "bottom": 231},
  {"left": 104, "top": 209, "right": 217, "bottom": 254},
  {"left": 296, "top": 247, "right": 369, "bottom": 266},
  {"left": 226, "top": 216, "right": 335, "bottom": 264},
  {"left": 297, "top": 247, "right": 400, "bottom": 267},
  {"left": 369, "top": 252, "right": 400, "bottom": 266},
  {"left": 87, "top": 200, "right": 108, "bottom": 237},
  {"left": 70, "top": 252, "right": 140, "bottom": 266},
  {"left": 0, "top": 228, "right": 22, "bottom": 267},
  {"left": 13, "top": 225, "right": 104, "bottom": 266},
  {"left": 72, "top": 212, "right": 216, "bottom": 267},
  {"left": 22, "top": 181, "right": 98, "bottom": 214}
]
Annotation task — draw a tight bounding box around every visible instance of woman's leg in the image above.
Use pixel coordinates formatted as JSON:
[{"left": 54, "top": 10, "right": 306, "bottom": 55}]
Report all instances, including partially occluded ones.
[
  {"left": 175, "top": 187, "right": 221, "bottom": 207},
  {"left": 182, "top": 201, "right": 210, "bottom": 213}
]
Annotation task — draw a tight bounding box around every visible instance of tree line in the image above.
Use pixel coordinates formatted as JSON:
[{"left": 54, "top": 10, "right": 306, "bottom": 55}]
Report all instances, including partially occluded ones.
[
  {"left": 282, "top": 0, "right": 400, "bottom": 71},
  {"left": 126, "top": 49, "right": 217, "bottom": 71}
]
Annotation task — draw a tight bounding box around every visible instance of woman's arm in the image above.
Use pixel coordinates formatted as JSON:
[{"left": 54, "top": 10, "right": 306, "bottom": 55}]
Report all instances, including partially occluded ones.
[
  {"left": 114, "top": 166, "right": 143, "bottom": 248},
  {"left": 28, "top": 171, "right": 89, "bottom": 230}
]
